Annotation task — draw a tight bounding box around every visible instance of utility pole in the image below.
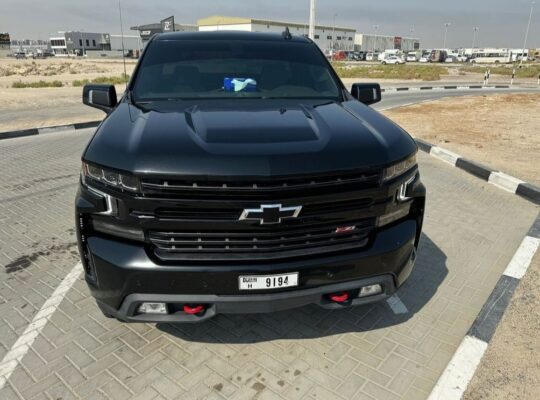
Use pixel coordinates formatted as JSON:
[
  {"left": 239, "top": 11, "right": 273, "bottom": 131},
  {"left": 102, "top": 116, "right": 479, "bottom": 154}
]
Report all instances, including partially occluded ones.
[
  {"left": 372, "top": 25, "right": 379, "bottom": 52},
  {"left": 332, "top": 13, "right": 337, "bottom": 51},
  {"left": 520, "top": 1, "right": 535, "bottom": 66},
  {"left": 308, "top": 0, "right": 316, "bottom": 40},
  {"left": 443, "top": 22, "right": 451, "bottom": 49},
  {"left": 472, "top": 27, "right": 479, "bottom": 49},
  {"left": 81, "top": 30, "right": 85, "bottom": 57}
]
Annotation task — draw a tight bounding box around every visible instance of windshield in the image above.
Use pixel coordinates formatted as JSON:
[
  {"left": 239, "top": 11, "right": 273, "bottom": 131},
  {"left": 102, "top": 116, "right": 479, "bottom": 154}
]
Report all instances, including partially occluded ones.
[{"left": 132, "top": 39, "right": 341, "bottom": 101}]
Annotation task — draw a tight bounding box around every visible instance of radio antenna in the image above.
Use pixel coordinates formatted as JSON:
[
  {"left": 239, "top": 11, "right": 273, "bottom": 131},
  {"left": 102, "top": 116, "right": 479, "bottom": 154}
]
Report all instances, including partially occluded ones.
[{"left": 118, "top": 0, "right": 128, "bottom": 90}]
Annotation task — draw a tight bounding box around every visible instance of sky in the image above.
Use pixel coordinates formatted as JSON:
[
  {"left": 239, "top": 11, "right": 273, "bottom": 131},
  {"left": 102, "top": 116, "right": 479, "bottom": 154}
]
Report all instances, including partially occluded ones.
[{"left": 1, "top": 0, "right": 539, "bottom": 48}]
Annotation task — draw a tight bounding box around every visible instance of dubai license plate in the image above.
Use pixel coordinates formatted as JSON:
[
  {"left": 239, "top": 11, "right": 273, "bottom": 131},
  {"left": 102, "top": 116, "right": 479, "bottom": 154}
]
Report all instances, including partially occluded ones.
[{"left": 239, "top": 273, "right": 299, "bottom": 290}]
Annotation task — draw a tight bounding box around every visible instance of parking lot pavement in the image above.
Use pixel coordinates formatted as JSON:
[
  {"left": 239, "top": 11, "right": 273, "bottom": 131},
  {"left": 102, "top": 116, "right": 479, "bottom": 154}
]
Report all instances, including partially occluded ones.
[{"left": 0, "top": 129, "right": 538, "bottom": 400}]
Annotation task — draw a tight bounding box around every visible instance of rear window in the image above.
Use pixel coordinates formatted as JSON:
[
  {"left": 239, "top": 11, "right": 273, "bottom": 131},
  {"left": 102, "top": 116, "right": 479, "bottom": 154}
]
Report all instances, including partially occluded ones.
[{"left": 132, "top": 39, "right": 341, "bottom": 101}]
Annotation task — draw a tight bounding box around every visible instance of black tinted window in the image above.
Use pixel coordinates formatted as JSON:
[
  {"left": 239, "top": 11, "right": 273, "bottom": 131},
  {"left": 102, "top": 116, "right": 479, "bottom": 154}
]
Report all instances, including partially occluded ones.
[{"left": 133, "top": 39, "right": 341, "bottom": 101}]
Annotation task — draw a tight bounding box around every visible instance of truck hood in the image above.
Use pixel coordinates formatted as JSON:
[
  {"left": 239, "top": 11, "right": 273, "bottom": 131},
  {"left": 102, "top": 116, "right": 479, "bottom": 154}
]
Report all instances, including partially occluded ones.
[{"left": 84, "top": 100, "right": 417, "bottom": 177}]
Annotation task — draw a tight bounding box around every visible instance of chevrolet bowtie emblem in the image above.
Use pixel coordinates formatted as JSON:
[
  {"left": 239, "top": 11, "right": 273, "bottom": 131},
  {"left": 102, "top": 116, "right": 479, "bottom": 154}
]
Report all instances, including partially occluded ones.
[{"left": 239, "top": 204, "right": 302, "bottom": 225}]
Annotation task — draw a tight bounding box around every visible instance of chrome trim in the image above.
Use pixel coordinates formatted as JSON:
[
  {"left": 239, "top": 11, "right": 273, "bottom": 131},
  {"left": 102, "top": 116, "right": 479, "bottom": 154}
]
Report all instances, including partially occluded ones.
[
  {"left": 84, "top": 182, "right": 118, "bottom": 216},
  {"left": 397, "top": 174, "right": 417, "bottom": 202}
]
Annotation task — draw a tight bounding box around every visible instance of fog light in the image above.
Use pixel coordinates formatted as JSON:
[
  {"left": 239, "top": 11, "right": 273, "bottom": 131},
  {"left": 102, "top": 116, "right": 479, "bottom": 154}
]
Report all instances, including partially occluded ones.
[
  {"left": 376, "top": 203, "right": 411, "bottom": 227},
  {"left": 359, "top": 284, "right": 383, "bottom": 298},
  {"left": 92, "top": 219, "right": 145, "bottom": 242},
  {"left": 138, "top": 302, "right": 168, "bottom": 314}
]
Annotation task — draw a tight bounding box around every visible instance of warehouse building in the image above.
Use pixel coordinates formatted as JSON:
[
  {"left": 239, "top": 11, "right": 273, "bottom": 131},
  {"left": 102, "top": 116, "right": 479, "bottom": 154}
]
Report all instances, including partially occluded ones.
[
  {"left": 197, "top": 16, "right": 356, "bottom": 52},
  {"left": 131, "top": 23, "right": 198, "bottom": 46},
  {"left": 0, "top": 32, "right": 10, "bottom": 49},
  {"left": 49, "top": 31, "right": 141, "bottom": 56},
  {"left": 354, "top": 34, "right": 420, "bottom": 52}
]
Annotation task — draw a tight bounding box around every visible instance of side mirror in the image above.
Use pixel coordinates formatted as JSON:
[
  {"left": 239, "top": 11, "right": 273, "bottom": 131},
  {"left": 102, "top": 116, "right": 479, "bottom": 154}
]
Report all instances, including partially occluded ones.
[
  {"left": 83, "top": 84, "right": 117, "bottom": 114},
  {"left": 351, "top": 83, "right": 382, "bottom": 105}
]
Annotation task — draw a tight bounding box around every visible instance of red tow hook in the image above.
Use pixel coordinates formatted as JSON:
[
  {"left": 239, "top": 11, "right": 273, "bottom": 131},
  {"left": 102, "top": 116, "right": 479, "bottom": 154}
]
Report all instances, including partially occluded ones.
[
  {"left": 183, "top": 304, "right": 205, "bottom": 315},
  {"left": 329, "top": 293, "right": 350, "bottom": 303}
]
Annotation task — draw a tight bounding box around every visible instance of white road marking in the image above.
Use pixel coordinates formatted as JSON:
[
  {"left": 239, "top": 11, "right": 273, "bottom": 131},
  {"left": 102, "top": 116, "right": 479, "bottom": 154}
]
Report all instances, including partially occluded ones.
[
  {"left": 503, "top": 236, "right": 540, "bottom": 279},
  {"left": 488, "top": 172, "right": 525, "bottom": 193},
  {"left": 386, "top": 294, "right": 409, "bottom": 314},
  {"left": 0, "top": 262, "right": 83, "bottom": 391},
  {"left": 430, "top": 147, "right": 460, "bottom": 166},
  {"left": 428, "top": 335, "right": 488, "bottom": 400}
]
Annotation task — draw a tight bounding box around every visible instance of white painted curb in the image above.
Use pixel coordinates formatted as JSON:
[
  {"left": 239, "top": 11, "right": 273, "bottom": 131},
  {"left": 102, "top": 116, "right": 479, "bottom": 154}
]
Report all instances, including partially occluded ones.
[{"left": 488, "top": 172, "right": 525, "bottom": 193}]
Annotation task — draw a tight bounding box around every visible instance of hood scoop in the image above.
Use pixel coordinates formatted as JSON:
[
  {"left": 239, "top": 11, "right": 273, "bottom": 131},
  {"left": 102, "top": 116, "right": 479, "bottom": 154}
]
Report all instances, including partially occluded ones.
[{"left": 185, "top": 106, "right": 320, "bottom": 144}]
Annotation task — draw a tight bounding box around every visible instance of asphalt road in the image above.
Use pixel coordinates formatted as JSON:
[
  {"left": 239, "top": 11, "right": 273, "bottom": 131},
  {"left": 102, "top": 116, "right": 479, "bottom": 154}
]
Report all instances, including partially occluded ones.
[{"left": 375, "top": 87, "right": 539, "bottom": 111}]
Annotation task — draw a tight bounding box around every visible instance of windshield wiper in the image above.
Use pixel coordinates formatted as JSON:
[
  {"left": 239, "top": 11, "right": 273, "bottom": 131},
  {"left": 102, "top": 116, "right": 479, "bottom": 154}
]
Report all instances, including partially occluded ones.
[{"left": 313, "top": 100, "right": 336, "bottom": 108}]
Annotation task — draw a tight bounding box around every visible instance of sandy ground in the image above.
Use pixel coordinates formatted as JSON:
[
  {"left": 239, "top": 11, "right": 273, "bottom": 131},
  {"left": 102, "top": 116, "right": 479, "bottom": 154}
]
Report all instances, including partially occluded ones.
[
  {"left": 463, "top": 251, "right": 540, "bottom": 400},
  {"left": 384, "top": 93, "right": 540, "bottom": 185},
  {"left": 0, "top": 57, "right": 136, "bottom": 88},
  {"left": 0, "top": 59, "right": 136, "bottom": 131}
]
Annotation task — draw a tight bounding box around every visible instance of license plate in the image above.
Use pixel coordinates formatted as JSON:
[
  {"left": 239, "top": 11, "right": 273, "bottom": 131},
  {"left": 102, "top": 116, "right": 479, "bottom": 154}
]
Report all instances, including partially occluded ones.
[{"left": 239, "top": 273, "right": 299, "bottom": 290}]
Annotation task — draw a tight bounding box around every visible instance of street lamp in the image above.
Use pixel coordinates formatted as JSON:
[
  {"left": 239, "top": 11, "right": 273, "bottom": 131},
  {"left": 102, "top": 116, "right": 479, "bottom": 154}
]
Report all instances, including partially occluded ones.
[
  {"left": 520, "top": 1, "right": 535, "bottom": 66},
  {"left": 372, "top": 25, "right": 380, "bottom": 52},
  {"left": 443, "top": 22, "right": 451, "bottom": 49},
  {"left": 332, "top": 13, "right": 338, "bottom": 51},
  {"left": 80, "top": 30, "right": 85, "bottom": 57},
  {"left": 472, "top": 27, "right": 479, "bottom": 49}
]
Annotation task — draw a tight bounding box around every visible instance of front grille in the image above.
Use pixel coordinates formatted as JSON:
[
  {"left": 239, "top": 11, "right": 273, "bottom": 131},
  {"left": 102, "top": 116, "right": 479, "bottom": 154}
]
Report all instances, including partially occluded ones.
[
  {"left": 149, "top": 219, "right": 374, "bottom": 261},
  {"left": 141, "top": 170, "right": 381, "bottom": 199},
  {"left": 133, "top": 197, "right": 381, "bottom": 222}
]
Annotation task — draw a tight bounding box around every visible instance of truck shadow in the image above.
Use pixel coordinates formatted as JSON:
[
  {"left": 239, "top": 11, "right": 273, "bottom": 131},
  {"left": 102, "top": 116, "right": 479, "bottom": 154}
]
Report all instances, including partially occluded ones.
[{"left": 157, "top": 233, "right": 447, "bottom": 343}]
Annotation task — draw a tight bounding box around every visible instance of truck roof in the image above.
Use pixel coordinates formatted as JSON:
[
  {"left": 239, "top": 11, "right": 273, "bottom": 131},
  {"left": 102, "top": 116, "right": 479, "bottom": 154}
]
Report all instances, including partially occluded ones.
[{"left": 155, "top": 30, "right": 312, "bottom": 43}]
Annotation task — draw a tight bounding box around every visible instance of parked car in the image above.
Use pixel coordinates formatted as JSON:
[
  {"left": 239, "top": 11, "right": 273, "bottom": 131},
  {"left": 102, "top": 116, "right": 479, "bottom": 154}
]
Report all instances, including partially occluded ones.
[
  {"left": 332, "top": 51, "right": 347, "bottom": 61},
  {"left": 365, "top": 52, "right": 379, "bottom": 61},
  {"left": 77, "top": 31, "right": 425, "bottom": 323},
  {"left": 32, "top": 50, "right": 55, "bottom": 59},
  {"left": 382, "top": 56, "right": 405, "bottom": 65},
  {"left": 406, "top": 54, "right": 418, "bottom": 62},
  {"left": 13, "top": 52, "right": 26, "bottom": 59},
  {"left": 444, "top": 56, "right": 456, "bottom": 63}
]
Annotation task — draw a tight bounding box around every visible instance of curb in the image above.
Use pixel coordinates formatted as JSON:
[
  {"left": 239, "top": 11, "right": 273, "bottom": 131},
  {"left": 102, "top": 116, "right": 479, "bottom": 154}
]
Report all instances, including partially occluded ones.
[
  {"left": 415, "top": 139, "right": 540, "bottom": 205},
  {"left": 428, "top": 212, "right": 540, "bottom": 400},
  {"left": 381, "top": 85, "right": 511, "bottom": 93},
  {"left": 0, "top": 120, "right": 102, "bottom": 141}
]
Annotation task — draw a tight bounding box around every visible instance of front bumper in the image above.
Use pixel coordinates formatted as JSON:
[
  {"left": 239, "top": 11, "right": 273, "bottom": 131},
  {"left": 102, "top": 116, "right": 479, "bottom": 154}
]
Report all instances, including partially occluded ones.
[{"left": 82, "top": 219, "right": 418, "bottom": 322}]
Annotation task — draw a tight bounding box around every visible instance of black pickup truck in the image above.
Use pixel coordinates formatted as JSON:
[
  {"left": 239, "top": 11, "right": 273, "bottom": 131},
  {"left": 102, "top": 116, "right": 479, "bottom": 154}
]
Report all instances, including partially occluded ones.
[{"left": 76, "top": 31, "right": 425, "bottom": 322}]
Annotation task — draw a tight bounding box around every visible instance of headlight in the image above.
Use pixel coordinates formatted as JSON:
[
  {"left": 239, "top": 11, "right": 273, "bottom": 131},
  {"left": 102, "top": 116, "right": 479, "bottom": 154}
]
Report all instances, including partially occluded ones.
[
  {"left": 82, "top": 162, "right": 140, "bottom": 193},
  {"left": 383, "top": 153, "right": 417, "bottom": 182}
]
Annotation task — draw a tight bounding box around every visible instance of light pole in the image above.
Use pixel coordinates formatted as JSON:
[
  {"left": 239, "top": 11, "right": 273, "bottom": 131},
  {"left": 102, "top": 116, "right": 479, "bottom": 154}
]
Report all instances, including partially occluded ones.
[
  {"left": 520, "top": 1, "right": 535, "bottom": 66},
  {"left": 372, "top": 25, "right": 379, "bottom": 52},
  {"left": 309, "top": 0, "right": 316, "bottom": 40},
  {"left": 81, "top": 30, "right": 85, "bottom": 57},
  {"left": 443, "top": 22, "right": 451, "bottom": 49},
  {"left": 332, "top": 13, "right": 337, "bottom": 51},
  {"left": 472, "top": 27, "right": 479, "bottom": 49}
]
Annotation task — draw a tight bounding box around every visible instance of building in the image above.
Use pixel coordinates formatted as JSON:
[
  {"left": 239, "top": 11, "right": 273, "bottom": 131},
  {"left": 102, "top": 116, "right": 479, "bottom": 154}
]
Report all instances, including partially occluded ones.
[
  {"left": 50, "top": 32, "right": 109, "bottom": 55},
  {"left": 197, "top": 16, "right": 356, "bottom": 52},
  {"left": 354, "top": 34, "right": 420, "bottom": 52},
  {"left": 1, "top": 32, "right": 11, "bottom": 49},
  {"left": 49, "top": 31, "right": 141, "bottom": 55},
  {"left": 130, "top": 23, "right": 198, "bottom": 46}
]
